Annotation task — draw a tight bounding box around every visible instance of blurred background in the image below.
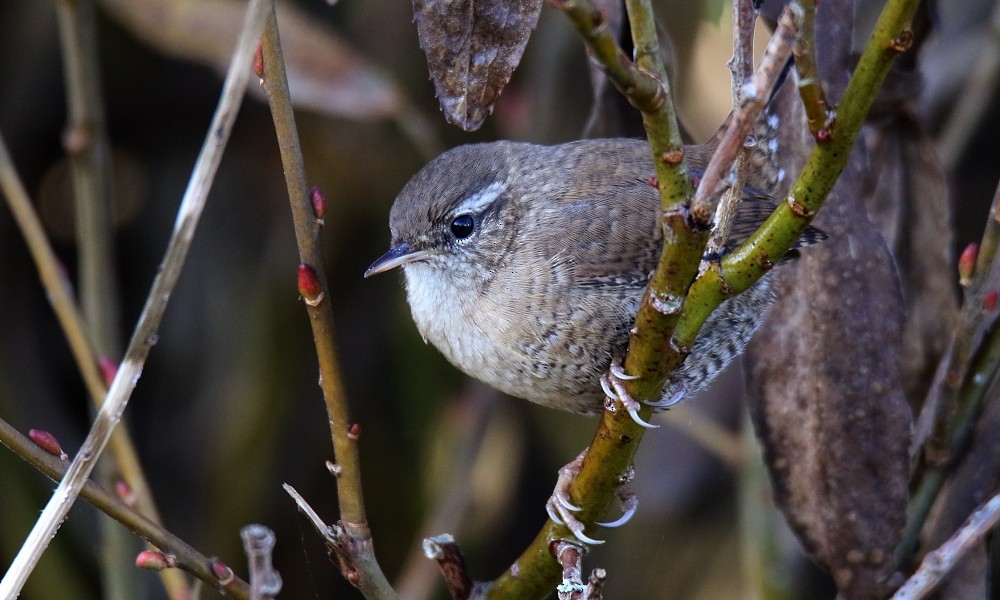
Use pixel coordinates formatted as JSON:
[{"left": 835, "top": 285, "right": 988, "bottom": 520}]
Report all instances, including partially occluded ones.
[{"left": 0, "top": 0, "right": 998, "bottom": 598}]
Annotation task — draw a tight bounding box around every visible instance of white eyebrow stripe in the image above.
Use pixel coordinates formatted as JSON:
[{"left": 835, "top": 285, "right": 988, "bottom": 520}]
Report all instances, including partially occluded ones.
[{"left": 455, "top": 181, "right": 507, "bottom": 215}]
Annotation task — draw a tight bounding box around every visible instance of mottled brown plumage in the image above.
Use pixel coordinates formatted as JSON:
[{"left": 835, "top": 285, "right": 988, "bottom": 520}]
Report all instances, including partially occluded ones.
[{"left": 367, "top": 139, "right": 821, "bottom": 414}]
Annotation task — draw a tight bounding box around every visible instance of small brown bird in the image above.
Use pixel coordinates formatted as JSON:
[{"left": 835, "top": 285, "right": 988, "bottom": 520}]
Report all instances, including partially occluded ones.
[{"left": 367, "top": 138, "right": 821, "bottom": 420}]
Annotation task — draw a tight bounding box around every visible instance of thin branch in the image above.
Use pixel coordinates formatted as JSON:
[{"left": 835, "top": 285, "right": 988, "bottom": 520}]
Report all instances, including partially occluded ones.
[
  {"left": 0, "top": 121, "right": 172, "bottom": 583},
  {"left": 0, "top": 417, "right": 251, "bottom": 599},
  {"left": 284, "top": 484, "right": 394, "bottom": 597},
  {"left": 423, "top": 535, "right": 477, "bottom": 600},
  {"left": 790, "top": 0, "right": 833, "bottom": 140},
  {"left": 0, "top": 0, "right": 271, "bottom": 594},
  {"left": 554, "top": 542, "right": 587, "bottom": 600},
  {"left": 676, "top": 0, "right": 920, "bottom": 351},
  {"left": 690, "top": 5, "right": 801, "bottom": 225},
  {"left": 0, "top": 119, "right": 165, "bottom": 528},
  {"left": 241, "top": 525, "right": 282, "bottom": 600},
  {"left": 900, "top": 178, "right": 1000, "bottom": 563},
  {"left": 53, "top": 1, "right": 184, "bottom": 596},
  {"left": 55, "top": 0, "right": 121, "bottom": 356},
  {"left": 257, "top": 7, "right": 397, "bottom": 597},
  {"left": 709, "top": 0, "right": 759, "bottom": 257},
  {"left": 891, "top": 492, "right": 1000, "bottom": 600}
]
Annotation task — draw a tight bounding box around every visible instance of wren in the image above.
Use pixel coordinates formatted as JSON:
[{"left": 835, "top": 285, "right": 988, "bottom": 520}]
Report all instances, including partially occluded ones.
[{"left": 366, "top": 138, "right": 822, "bottom": 416}]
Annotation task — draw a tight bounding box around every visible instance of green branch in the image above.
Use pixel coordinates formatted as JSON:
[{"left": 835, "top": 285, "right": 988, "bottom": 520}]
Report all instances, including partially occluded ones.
[
  {"left": 676, "top": 0, "right": 919, "bottom": 349},
  {"left": 490, "top": 0, "right": 920, "bottom": 596}
]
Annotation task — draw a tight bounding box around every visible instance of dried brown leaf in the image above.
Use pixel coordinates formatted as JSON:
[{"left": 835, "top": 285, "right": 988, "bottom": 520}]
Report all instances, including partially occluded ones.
[
  {"left": 743, "top": 80, "right": 911, "bottom": 599},
  {"left": 98, "top": 0, "right": 403, "bottom": 120},
  {"left": 861, "top": 113, "right": 958, "bottom": 407},
  {"left": 746, "top": 164, "right": 912, "bottom": 598},
  {"left": 412, "top": 0, "right": 543, "bottom": 131}
]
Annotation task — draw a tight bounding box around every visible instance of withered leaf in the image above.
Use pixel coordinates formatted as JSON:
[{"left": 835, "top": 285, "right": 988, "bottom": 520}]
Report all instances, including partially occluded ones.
[
  {"left": 744, "top": 84, "right": 911, "bottom": 599},
  {"left": 413, "top": 0, "right": 543, "bottom": 131},
  {"left": 746, "top": 164, "right": 912, "bottom": 599},
  {"left": 99, "top": 0, "right": 404, "bottom": 120},
  {"left": 861, "top": 113, "right": 957, "bottom": 408}
]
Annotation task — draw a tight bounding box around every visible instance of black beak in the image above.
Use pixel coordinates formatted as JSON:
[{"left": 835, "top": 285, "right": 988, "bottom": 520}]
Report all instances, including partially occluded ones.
[{"left": 364, "top": 242, "right": 432, "bottom": 278}]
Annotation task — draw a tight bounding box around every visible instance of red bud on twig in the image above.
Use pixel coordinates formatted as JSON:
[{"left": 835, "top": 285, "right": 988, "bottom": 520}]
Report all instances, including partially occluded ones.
[
  {"left": 983, "top": 290, "right": 998, "bottom": 312},
  {"left": 135, "top": 550, "right": 171, "bottom": 571},
  {"left": 298, "top": 264, "right": 325, "bottom": 307},
  {"left": 253, "top": 42, "right": 265, "bottom": 84},
  {"left": 958, "top": 243, "right": 978, "bottom": 288},
  {"left": 29, "top": 429, "right": 67, "bottom": 461},
  {"left": 310, "top": 186, "right": 327, "bottom": 225},
  {"left": 211, "top": 560, "right": 235, "bottom": 584},
  {"left": 98, "top": 357, "right": 119, "bottom": 387}
]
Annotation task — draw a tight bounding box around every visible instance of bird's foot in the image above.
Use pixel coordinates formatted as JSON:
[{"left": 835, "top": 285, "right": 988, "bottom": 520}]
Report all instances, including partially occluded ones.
[
  {"left": 597, "top": 465, "right": 637, "bottom": 528},
  {"left": 545, "top": 450, "right": 604, "bottom": 545},
  {"left": 644, "top": 386, "right": 685, "bottom": 408},
  {"left": 545, "top": 454, "right": 639, "bottom": 544},
  {"left": 601, "top": 358, "right": 658, "bottom": 428}
]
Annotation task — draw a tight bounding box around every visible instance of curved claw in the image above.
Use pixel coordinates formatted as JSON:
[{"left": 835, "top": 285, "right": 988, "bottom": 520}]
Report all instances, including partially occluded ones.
[
  {"left": 566, "top": 526, "right": 605, "bottom": 546},
  {"left": 557, "top": 494, "right": 581, "bottom": 513},
  {"left": 597, "top": 493, "right": 637, "bottom": 528},
  {"left": 597, "top": 505, "right": 636, "bottom": 528},
  {"left": 609, "top": 359, "right": 640, "bottom": 381},
  {"left": 599, "top": 375, "right": 617, "bottom": 401},
  {"left": 627, "top": 405, "right": 660, "bottom": 429},
  {"left": 546, "top": 501, "right": 564, "bottom": 525},
  {"left": 645, "top": 389, "right": 685, "bottom": 408}
]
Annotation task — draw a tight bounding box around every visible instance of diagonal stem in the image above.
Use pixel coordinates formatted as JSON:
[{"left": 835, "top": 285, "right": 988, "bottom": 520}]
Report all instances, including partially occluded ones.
[{"left": 0, "top": 0, "right": 272, "bottom": 595}]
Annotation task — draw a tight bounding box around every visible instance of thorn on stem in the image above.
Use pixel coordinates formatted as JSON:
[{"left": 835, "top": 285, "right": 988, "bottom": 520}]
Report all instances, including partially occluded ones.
[{"left": 785, "top": 194, "right": 816, "bottom": 218}]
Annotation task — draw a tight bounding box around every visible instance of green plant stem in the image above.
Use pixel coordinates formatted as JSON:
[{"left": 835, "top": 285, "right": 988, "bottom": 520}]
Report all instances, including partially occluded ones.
[
  {"left": 897, "top": 191, "right": 1000, "bottom": 563},
  {"left": 675, "top": 0, "right": 919, "bottom": 348},
  {"left": 258, "top": 8, "right": 395, "bottom": 598},
  {"left": 491, "top": 0, "right": 697, "bottom": 596},
  {"left": 491, "top": 0, "right": 918, "bottom": 596},
  {"left": 0, "top": 417, "right": 250, "bottom": 599}
]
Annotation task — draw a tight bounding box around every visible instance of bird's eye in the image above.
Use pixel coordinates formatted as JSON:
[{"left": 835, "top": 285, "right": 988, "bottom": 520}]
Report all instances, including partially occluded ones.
[{"left": 450, "top": 214, "right": 475, "bottom": 239}]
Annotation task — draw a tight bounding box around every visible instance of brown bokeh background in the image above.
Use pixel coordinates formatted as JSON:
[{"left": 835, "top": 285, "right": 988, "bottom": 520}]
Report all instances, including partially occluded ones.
[{"left": 1, "top": 0, "right": 998, "bottom": 598}]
